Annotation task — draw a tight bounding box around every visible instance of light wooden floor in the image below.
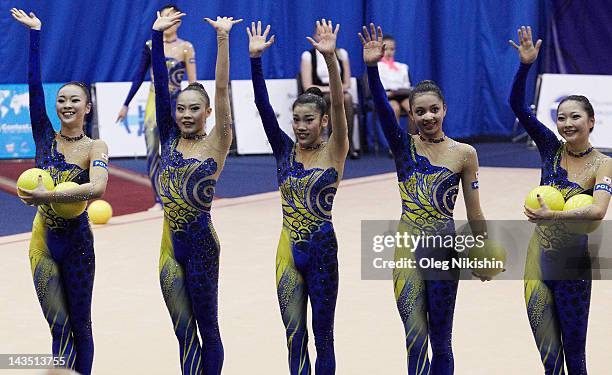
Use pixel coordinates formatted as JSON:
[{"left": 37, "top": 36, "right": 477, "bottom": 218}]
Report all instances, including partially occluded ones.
[{"left": 1, "top": 167, "right": 610, "bottom": 374}]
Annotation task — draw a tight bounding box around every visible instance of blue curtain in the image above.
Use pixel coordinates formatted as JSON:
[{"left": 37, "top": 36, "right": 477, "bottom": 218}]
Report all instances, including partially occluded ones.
[
  {"left": 1, "top": 0, "right": 548, "bottom": 138},
  {"left": 367, "top": 0, "right": 548, "bottom": 138},
  {"left": 544, "top": 0, "right": 612, "bottom": 74}
]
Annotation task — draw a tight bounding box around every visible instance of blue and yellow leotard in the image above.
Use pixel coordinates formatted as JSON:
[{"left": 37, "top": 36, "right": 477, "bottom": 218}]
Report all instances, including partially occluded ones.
[
  {"left": 251, "top": 57, "right": 340, "bottom": 375},
  {"left": 368, "top": 65, "right": 461, "bottom": 375},
  {"left": 151, "top": 30, "right": 223, "bottom": 375},
  {"left": 510, "top": 62, "right": 592, "bottom": 375},
  {"left": 27, "top": 29, "right": 95, "bottom": 375},
  {"left": 123, "top": 40, "right": 189, "bottom": 204}
]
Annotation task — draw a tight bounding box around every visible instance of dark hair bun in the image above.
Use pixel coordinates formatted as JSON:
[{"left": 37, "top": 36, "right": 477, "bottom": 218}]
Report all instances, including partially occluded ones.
[
  {"left": 187, "top": 82, "right": 205, "bottom": 90},
  {"left": 293, "top": 87, "right": 327, "bottom": 115},
  {"left": 409, "top": 79, "right": 445, "bottom": 105},
  {"left": 415, "top": 80, "right": 438, "bottom": 88},
  {"left": 304, "top": 87, "right": 324, "bottom": 98},
  {"left": 181, "top": 82, "right": 211, "bottom": 107}
]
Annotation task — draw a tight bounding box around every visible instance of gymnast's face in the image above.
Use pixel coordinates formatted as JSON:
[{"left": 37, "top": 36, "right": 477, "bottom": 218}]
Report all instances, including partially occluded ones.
[
  {"left": 161, "top": 7, "right": 181, "bottom": 34},
  {"left": 292, "top": 104, "right": 328, "bottom": 147},
  {"left": 175, "top": 91, "right": 211, "bottom": 135},
  {"left": 383, "top": 40, "right": 396, "bottom": 59},
  {"left": 556, "top": 100, "right": 594, "bottom": 144},
  {"left": 409, "top": 93, "right": 446, "bottom": 137},
  {"left": 55, "top": 85, "right": 91, "bottom": 127}
]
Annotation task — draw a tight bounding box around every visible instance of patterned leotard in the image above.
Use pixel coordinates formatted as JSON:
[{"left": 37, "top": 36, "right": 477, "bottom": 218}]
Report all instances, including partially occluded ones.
[
  {"left": 368, "top": 65, "right": 461, "bottom": 375},
  {"left": 27, "top": 29, "right": 95, "bottom": 375},
  {"left": 151, "top": 29, "right": 224, "bottom": 375},
  {"left": 510, "top": 62, "right": 591, "bottom": 375},
  {"left": 251, "top": 56, "right": 340, "bottom": 375}
]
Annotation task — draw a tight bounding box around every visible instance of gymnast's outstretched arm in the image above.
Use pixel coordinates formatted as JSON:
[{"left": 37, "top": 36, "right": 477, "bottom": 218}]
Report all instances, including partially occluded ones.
[
  {"left": 204, "top": 16, "right": 242, "bottom": 152},
  {"left": 151, "top": 10, "right": 185, "bottom": 145},
  {"left": 247, "top": 21, "right": 292, "bottom": 160},
  {"left": 116, "top": 44, "right": 151, "bottom": 123},
  {"left": 360, "top": 23, "right": 407, "bottom": 155},
  {"left": 308, "top": 19, "right": 349, "bottom": 161},
  {"left": 11, "top": 9, "right": 54, "bottom": 147},
  {"left": 508, "top": 26, "right": 559, "bottom": 155}
]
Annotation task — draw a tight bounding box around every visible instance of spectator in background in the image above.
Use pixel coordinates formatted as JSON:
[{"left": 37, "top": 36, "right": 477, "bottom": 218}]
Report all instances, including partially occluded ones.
[
  {"left": 378, "top": 35, "right": 415, "bottom": 135},
  {"left": 301, "top": 25, "right": 359, "bottom": 159}
]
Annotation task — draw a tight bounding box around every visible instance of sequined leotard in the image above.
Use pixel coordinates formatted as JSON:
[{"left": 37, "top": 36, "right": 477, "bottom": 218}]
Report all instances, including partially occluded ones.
[
  {"left": 510, "top": 62, "right": 591, "bottom": 375},
  {"left": 151, "top": 30, "right": 224, "bottom": 375},
  {"left": 27, "top": 29, "right": 95, "bottom": 375},
  {"left": 251, "top": 57, "right": 340, "bottom": 375},
  {"left": 368, "top": 65, "right": 461, "bottom": 375}
]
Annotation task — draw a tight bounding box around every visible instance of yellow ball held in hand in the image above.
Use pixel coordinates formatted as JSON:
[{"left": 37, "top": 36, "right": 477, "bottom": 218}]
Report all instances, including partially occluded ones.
[
  {"left": 468, "top": 239, "right": 507, "bottom": 278},
  {"left": 563, "top": 194, "right": 600, "bottom": 234},
  {"left": 50, "top": 182, "right": 87, "bottom": 219},
  {"left": 525, "top": 185, "right": 565, "bottom": 211},
  {"left": 88, "top": 200, "right": 113, "bottom": 225},
  {"left": 17, "top": 168, "right": 54, "bottom": 193}
]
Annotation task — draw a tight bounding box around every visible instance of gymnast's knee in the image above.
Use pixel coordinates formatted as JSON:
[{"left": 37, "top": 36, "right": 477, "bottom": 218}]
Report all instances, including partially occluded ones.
[
  {"left": 312, "top": 328, "right": 334, "bottom": 350},
  {"left": 70, "top": 318, "right": 93, "bottom": 341}
]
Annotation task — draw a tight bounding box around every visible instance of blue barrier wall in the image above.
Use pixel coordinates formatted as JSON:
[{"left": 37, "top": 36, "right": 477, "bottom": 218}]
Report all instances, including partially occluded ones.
[{"left": 1, "top": 0, "right": 552, "bottom": 138}]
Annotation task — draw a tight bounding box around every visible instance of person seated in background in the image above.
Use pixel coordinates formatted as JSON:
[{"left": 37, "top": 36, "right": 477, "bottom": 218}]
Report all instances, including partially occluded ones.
[
  {"left": 301, "top": 25, "right": 359, "bottom": 159},
  {"left": 378, "top": 34, "right": 415, "bottom": 135}
]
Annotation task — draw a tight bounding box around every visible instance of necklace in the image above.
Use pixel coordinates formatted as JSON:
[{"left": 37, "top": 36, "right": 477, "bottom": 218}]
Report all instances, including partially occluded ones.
[
  {"left": 164, "top": 38, "right": 177, "bottom": 44},
  {"left": 419, "top": 134, "right": 446, "bottom": 143},
  {"left": 565, "top": 144, "right": 594, "bottom": 158},
  {"left": 181, "top": 133, "right": 206, "bottom": 141},
  {"left": 58, "top": 132, "right": 85, "bottom": 142},
  {"left": 299, "top": 142, "right": 324, "bottom": 151}
]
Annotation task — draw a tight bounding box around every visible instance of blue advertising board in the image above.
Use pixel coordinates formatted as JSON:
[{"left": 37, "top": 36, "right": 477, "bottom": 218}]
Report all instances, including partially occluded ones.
[{"left": 0, "top": 83, "right": 63, "bottom": 159}]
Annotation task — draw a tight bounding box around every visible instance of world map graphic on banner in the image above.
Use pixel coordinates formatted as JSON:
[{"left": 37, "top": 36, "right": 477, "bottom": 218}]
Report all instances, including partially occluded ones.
[{"left": 0, "top": 83, "right": 63, "bottom": 159}]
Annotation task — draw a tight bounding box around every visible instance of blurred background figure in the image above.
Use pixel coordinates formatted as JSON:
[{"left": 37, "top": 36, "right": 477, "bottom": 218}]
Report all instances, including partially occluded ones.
[{"left": 301, "top": 25, "right": 359, "bottom": 159}]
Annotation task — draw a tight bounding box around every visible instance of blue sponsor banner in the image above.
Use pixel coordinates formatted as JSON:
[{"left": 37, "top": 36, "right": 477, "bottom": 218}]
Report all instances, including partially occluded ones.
[{"left": 0, "top": 83, "right": 63, "bottom": 159}]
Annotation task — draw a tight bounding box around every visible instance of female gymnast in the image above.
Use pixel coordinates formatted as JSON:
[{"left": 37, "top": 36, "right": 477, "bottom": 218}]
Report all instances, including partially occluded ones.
[
  {"left": 116, "top": 4, "right": 197, "bottom": 210},
  {"left": 248, "top": 19, "right": 349, "bottom": 374},
  {"left": 11, "top": 8, "right": 109, "bottom": 375},
  {"left": 152, "top": 10, "right": 240, "bottom": 375},
  {"left": 359, "top": 24, "right": 488, "bottom": 374},
  {"left": 510, "top": 25, "right": 612, "bottom": 375}
]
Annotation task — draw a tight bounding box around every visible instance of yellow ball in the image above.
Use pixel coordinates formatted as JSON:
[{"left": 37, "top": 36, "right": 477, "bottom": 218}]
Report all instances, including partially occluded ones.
[
  {"left": 563, "top": 194, "right": 593, "bottom": 210},
  {"left": 525, "top": 185, "right": 565, "bottom": 211},
  {"left": 50, "top": 182, "right": 88, "bottom": 219},
  {"left": 563, "top": 194, "right": 600, "bottom": 234},
  {"left": 16, "top": 168, "right": 54, "bottom": 192},
  {"left": 88, "top": 200, "right": 113, "bottom": 224},
  {"left": 468, "top": 239, "right": 507, "bottom": 277}
]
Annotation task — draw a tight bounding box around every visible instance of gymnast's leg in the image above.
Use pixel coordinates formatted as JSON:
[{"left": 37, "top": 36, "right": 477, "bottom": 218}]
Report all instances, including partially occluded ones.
[
  {"left": 277, "top": 230, "right": 310, "bottom": 375},
  {"left": 553, "top": 279, "right": 590, "bottom": 375},
  {"left": 29, "top": 217, "right": 77, "bottom": 370},
  {"left": 394, "top": 241, "right": 431, "bottom": 375},
  {"left": 144, "top": 92, "right": 162, "bottom": 206},
  {"left": 306, "top": 232, "right": 339, "bottom": 374},
  {"left": 60, "top": 229, "right": 95, "bottom": 375},
  {"left": 159, "top": 232, "right": 203, "bottom": 375},
  {"left": 185, "top": 224, "right": 224, "bottom": 375},
  {"left": 525, "top": 278, "right": 565, "bottom": 374}
]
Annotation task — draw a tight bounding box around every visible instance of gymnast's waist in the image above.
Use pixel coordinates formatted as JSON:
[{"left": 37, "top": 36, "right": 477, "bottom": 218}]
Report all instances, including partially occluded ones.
[
  {"left": 35, "top": 209, "right": 89, "bottom": 230},
  {"left": 399, "top": 216, "right": 455, "bottom": 234}
]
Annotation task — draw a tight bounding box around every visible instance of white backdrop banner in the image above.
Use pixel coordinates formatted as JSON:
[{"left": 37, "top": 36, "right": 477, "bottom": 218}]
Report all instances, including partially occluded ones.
[
  {"left": 536, "top": 73, "right": 612, "bottom": 149},
  {"left": 96, "top": 80, "right": 216, "bottom": 157},
  {"left": 231, "top": 79, "right": 297, "bottom": 155}
]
